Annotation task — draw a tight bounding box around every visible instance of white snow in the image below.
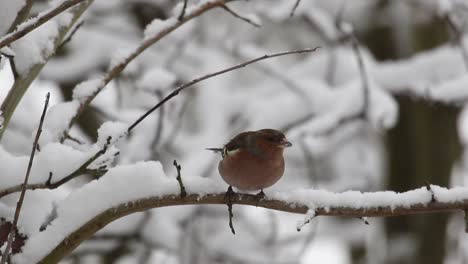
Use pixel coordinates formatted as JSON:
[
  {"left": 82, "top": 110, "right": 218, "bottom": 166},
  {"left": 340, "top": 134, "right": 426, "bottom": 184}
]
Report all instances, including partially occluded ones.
[
  {"left": 10, "top": 21, "right": 59, "bottom": 76},
  {"left": 0, "top": 47, "right": 15, "bottom": 57},
  {"left": 72, "top": 79, "right": 103, "bottom": 102},
  {"left": 0, "top": 143, "right": 93, "bottom": 189},
  {"left": 96, "top": 121, "right": 128, "bottom": 147},
  {"left": 143, "top": 18, "right": 178, "bottom": 40},
  {"left": 297, "top": 209, "right": 316, "bottom": 231},
  {"left": 108, "top": 47, "right": 137, "bottom": 74}
]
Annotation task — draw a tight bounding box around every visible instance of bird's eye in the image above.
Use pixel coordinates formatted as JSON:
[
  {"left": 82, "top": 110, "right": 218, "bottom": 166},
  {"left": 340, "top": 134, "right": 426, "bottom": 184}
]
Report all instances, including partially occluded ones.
[{"left": 267, "top": 137, "right": 276, "bottom": 142}]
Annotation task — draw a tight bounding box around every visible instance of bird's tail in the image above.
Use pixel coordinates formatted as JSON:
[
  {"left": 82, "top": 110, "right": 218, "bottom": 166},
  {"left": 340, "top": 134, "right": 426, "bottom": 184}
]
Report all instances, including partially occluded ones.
[{"left": 206, "top": 148, "right": 223, "bottom": 153}]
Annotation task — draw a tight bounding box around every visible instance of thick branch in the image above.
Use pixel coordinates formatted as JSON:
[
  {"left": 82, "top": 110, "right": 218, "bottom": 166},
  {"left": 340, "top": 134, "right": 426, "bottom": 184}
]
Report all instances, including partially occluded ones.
[
  {"left": 37, "top": 189, "right": 468, "bottom": 263},
  {"left": 0, "top": 0, "right": 87, "bottom": 49}
]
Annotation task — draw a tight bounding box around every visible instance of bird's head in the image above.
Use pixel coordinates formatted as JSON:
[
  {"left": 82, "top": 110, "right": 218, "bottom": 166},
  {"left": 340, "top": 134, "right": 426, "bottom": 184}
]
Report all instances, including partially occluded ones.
[{"left": 255, "top": 129, "right": 292, "bottom": 149}]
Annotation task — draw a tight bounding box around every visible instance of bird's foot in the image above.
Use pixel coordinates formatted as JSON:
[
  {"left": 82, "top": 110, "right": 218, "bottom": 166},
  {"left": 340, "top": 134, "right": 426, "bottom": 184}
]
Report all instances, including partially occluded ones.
[
  {"left": 224, "top": 186, "right": 236, "bottom": 234},
  {"left": 224, "top": 186, "right": 236, "bottom": 203},
  {"left": 255, "top": 189, "right": 266, "bottom": 207}
]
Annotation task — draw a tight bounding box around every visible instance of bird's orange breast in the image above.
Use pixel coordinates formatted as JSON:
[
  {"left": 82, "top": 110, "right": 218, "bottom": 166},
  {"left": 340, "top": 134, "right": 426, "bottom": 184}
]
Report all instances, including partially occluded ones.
[{"left": 218, "top": 148, "right": 285, "bottom": 191}]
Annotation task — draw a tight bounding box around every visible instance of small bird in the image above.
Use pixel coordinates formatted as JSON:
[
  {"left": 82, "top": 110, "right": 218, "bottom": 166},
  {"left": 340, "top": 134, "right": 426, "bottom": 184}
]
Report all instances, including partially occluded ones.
[{"left": 208, "top": 129, "right": 292, "bottom": 194}]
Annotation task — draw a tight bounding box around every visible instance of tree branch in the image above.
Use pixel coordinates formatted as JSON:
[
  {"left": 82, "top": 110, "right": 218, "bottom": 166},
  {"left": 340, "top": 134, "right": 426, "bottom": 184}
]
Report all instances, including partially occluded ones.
[
  {"left": 36, "top": 185, "right": 468, "bottom": 263},
  {"left": 1, "top": 93, "right": 50, "bottom": 264},
  {"left": 221, "top": 4, "right": 261, "bottom": 27},
  {"left": 0, "top": 0, "right": 87, "bottom": 49},
  {"left": 289, "top": 0, "right": 302, "bottom": 18}
]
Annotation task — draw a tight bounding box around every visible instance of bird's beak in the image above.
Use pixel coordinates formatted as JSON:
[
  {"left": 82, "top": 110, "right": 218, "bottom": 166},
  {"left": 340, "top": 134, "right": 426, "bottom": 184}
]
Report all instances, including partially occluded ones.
[{"left": 279, "top": 138, "right": 292, "bottom": 148}]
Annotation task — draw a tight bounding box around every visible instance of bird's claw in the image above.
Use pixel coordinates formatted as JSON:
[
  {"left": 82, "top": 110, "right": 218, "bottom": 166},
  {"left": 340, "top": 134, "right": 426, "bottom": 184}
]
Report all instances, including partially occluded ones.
[
  {"left": 255, "top": 189, "right": 266, "bottom": 207},
  {"left": 224, "top": 186, "right": 236, "bottom": 202}
]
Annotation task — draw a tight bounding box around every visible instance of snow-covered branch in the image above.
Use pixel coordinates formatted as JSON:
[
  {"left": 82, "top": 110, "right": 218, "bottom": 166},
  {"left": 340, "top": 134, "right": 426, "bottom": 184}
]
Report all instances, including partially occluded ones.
[
  {"left": 15, "top": 165, "right": 468, "bottom": 263},
  {"left": 0, "top": 0, "right": 88, "bottom": 49},
  {"left": 0, "top": 0, "right": 93, "bottom": 140}
]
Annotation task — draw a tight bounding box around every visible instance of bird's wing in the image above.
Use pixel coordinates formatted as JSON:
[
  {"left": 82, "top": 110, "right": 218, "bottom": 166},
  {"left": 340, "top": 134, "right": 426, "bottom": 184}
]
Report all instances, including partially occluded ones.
[
  {"left": 224, "top": 131, "right": 251, "bottom": 151},
  {"left": 223, "top": 131, "right": 266, "bottom": 159},
  {"left": 245, "top": 133, "right": 266, "bottom": 159}
]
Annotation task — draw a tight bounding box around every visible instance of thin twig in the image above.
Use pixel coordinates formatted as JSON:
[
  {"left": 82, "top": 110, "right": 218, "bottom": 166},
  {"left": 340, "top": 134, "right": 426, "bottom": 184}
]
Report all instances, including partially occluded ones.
[
  {"left": 426, "top": 182, "right": 437, "bottom": 203},
  {"left": 465, "top": 210, "right": 468, "bottom": 233},
  {"left": 350, "top": 36, "right": 370, "bottom": 119},
  {"left": 289, "top": 0, "right": 302, "bottom": 17},
  {"left": 0, "top": 93, "right": 50, "bottom": 264},
  {"left": 173, "top": 160, "right": 187, "bottom": 198},
  {"left": 226, "top": 45, "right": 309, "bottom": 99},
  {"left": 358, "top": 217, "right": 370, "bottom": 225},
  {"left": 0, "top": 0, "right": 87, "bottom": 49},
  {"left": 58, "top": 20, "right": 84, "bottom": 50},
  {"left": 178, "top": 0, "right": 189, "bottom": 20},
  {"left": 150, "top": 91, "right": 165, "bottom": 159},
  {"left": 127, "top": 47, "right": 320, "bottom": 132},
  {"left": 444, "top": 13, "right": 468, "bottom": 70},
  {"left": 221, "top": 5, "right": 261, "bottom": 27}
]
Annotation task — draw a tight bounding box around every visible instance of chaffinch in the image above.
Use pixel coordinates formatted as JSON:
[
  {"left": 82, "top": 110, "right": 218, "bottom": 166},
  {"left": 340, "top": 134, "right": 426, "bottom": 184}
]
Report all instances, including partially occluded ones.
[{"left": 208, "top": 129, "right": 292, "bottom": 194}]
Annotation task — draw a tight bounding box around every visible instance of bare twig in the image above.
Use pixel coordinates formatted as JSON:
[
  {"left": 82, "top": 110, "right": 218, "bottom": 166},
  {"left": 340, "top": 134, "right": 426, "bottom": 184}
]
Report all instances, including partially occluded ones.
[
  {"left": 358, "top": 216, "right": 370, "bottom": 225},
  {"left": 221, "top": 5, "right": 261, "bottom": 27},
  {"left": 0, "top": 0, "right": 87, "bottom": 49},
  {"left": 350, "top": 36, "right": 370, "bottom": 119},
  {"left": 289, "top": 0, "right": 302, "bottom": 17},
  {"left": 465, "top": 210, "right": 468, "bottom": 233},
  {"left": 150, "top": 91, "right": 165, "bottom": 158},
  {"left": 225, "top": 45, "right": 310, "bottom": 99},
  {"left": 58, "top": 20, "right": 84, "bottom": 50},
  {"left": 444, "top": 13, "right": 468, "bottom": 70},
  {"left": 0, "top": 93, "right": 50, "bottom": 264},
  {"left": 173, "top": 160, "right": 187, "bottom": 198},
  {"left": 178, "top": 0, "right": 189, "bottom": 20},
  {"left": 127, "top": 47, "right": 320, "bottom": 132},
  {"left": 426, "top": 182, "right": 437, "bottom": 203}
]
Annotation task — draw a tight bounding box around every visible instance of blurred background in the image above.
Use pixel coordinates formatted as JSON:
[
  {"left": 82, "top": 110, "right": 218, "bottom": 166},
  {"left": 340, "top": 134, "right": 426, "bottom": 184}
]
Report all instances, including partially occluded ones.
[{"left": 1, "top": 0, "right": 468, "bottom": 263}]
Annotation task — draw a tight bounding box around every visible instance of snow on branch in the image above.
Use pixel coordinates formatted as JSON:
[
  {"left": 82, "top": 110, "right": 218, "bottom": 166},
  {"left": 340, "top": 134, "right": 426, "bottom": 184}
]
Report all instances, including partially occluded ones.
[
  {"left": 0, "top": 0, "right": 93, "bottom": 140},
  {"left": 13, "top": 161, "right": 468, "bottom": 263},
  {"left": 0, "top": 0, "right": 88, "bottom": 49}
]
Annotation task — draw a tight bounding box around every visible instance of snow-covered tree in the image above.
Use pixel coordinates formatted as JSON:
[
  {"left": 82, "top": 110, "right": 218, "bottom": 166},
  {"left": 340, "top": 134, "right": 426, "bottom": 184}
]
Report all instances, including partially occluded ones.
[{"left": 1, "top": 0, "right": 468, "bottom": 263}]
